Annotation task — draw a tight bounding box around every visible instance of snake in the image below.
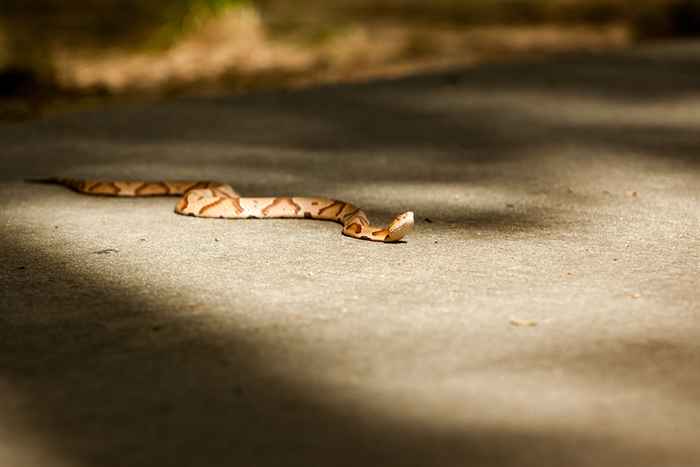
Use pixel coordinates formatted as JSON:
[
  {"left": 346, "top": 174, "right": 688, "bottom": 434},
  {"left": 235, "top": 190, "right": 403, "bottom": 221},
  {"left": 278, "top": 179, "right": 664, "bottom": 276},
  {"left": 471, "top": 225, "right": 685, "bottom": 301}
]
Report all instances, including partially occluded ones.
[{"left": 44, "top": 178, "right": 414, "bottom": 242}]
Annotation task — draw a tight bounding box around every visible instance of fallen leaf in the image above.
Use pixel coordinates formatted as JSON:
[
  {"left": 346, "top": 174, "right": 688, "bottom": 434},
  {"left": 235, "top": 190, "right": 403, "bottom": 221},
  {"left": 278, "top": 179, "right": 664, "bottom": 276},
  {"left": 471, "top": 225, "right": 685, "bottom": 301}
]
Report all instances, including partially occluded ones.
[
  {"left": 510, "top": 318, "right": 538, "bottom": 327},
  {"left": 93, "top": 248, "right": 119, "bottom": 255}
]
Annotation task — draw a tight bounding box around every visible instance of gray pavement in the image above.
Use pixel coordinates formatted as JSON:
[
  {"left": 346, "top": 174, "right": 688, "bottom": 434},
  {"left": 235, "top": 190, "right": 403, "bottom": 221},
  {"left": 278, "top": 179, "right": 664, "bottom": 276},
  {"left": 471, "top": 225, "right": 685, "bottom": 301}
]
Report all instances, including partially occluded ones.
[{"left": 1, "top": 42, "right": 699, "bottom": 467}]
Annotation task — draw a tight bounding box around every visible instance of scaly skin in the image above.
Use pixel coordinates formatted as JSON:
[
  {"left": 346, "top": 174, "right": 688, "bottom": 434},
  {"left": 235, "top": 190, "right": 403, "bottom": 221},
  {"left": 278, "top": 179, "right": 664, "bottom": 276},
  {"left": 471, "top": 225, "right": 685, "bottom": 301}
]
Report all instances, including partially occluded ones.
[{"left": 46, "top": 178, "right": 414, "bottom": 242}]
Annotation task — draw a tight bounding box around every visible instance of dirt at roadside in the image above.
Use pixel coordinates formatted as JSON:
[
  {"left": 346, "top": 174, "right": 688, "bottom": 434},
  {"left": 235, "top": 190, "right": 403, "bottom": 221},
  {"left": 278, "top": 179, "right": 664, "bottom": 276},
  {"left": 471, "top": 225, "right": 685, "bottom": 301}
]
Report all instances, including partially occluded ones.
[{"left": 0, "top": 8, "right": 630, "bottom": 122}]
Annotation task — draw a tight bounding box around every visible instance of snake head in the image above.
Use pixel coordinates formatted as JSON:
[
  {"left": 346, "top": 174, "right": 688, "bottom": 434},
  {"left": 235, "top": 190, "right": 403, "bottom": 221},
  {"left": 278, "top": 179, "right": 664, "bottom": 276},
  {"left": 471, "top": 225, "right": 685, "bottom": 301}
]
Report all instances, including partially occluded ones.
[{"left": 386, "top": 211, "right": 414, "bottom": 242}]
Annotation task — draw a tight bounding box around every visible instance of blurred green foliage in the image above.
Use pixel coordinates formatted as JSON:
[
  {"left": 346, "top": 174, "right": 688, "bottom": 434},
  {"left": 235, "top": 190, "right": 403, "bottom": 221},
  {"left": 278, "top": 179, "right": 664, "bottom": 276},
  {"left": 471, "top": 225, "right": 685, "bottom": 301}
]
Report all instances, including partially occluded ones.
[
  {"left": 2, "top": 0, "right": 700, "bottom": 59},
  {"left": 147, "top": 0, "right": 250, "bottom": 49},
  {"left": 0, "top": 0, "right": 249, "bottom": 84},
  {"left": 0, "top": 0, "right": 248, "bottom": 48},
  {"left": 1, "top": 0, "right": 700, "bottom": 93}
]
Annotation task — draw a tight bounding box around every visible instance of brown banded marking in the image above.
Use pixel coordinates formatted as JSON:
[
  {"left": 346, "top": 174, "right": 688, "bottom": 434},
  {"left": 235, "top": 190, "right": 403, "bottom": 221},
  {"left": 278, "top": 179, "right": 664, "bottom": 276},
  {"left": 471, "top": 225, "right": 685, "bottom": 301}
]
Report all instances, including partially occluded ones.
[
  {"left": 211, "top": 188, "right": 230, "bottom": 198},
  {"left": 318, "top": 200, "right": 347, "bottom": 218},
  {"left": 177, "top": 188, "right": 245, "bottom": 216},
  {"left": 372, "top": 229, "right": 390, "bottom": 238},
  {"left": 45, "top": 178, "right": 414, "bottom": 242},
  {"left": 341, "top": 208, "right": 361, "bottom": 222},
  {"left": 342, "top": 209, "right": 370, "bottom": 230},
  {"left": 135, "top": 182, "right": 171, "bottom": 196},
  {"left": 345, "top": 223, "right": 363, "bottom": 234},
  {"left": 84, "top": 181, "right": 102, "bottom": 192},
  {"left": 171, "top": 181, "right": 205, "bottom": 194},
  {"left": 198, "top": 197, "right": 227, "bottom": 216},
  {"left": 61, "top": 178, "right": 86, "bottom": 192},
  {"left": 210, "top": 187, "right": 240, "bottom": 200},
  {"left": 191, "top": 181, "right": 212, "bottom": 190},
  {"left": 177, "top": 181, "right": 216, "bottom": 195},
  {"left": 85, "top": 181, "right": 121, "bottom": 195},
  {"left": 160, "top": 181, "right": 172, "bottom": 194},
  {"left": 261, "top": 197, "right": 302, "bottom": 216},
  {"left": 176, "top": 196, "right": 189, "bottom": 212},
  {"left": 228, "top": 196, "right": 244, "bottom": 215}
]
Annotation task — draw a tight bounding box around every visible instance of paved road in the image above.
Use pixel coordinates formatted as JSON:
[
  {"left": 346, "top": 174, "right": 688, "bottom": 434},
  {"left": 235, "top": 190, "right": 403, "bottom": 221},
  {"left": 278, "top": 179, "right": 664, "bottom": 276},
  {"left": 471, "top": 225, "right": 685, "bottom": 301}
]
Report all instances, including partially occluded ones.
[{"left": 1, "top": 42, "right": 699, "bottom": 467}]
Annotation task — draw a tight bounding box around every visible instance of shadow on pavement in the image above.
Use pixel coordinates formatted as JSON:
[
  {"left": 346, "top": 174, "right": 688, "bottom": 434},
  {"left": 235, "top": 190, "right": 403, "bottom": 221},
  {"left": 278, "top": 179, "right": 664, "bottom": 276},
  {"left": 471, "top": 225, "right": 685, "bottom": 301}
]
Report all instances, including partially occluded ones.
[
  {"left": 2, "top": 42, "right": 700, "bottom": 467},
  {"left": 2, "top": 44, "right": 699, "bottom": 188},
  {"left": 0, "top": 231, "right": 686, "bottom": 467}
]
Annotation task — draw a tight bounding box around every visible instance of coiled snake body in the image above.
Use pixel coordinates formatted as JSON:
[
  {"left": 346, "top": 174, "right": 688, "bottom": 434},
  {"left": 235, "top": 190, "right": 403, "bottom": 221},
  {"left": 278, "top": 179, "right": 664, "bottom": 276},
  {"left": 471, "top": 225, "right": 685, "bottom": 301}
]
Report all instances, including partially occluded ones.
[{"left": 46, "top": 178, "right": 414, "bottom": 242}]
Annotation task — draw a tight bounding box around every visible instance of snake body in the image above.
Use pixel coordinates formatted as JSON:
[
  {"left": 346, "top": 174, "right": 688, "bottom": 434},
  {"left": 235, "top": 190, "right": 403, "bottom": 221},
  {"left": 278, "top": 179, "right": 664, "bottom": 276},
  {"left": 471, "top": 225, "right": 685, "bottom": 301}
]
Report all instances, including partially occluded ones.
[{"left": 47, "top": 178, "right": 414, "bottom": 242}]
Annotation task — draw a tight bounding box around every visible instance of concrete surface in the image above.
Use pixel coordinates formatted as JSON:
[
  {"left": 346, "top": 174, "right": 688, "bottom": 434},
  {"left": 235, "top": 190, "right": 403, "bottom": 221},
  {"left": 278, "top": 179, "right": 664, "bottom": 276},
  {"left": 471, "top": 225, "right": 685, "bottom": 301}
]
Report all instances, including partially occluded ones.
[{"left": 1, "top": 42, "right": 699, "bottom": 467}]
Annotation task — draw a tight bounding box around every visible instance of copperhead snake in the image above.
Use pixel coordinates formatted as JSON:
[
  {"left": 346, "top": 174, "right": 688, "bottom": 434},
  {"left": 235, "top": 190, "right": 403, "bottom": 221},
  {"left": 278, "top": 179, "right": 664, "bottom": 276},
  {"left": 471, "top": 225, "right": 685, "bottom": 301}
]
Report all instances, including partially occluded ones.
[{"left": 45, "top": 178, "right": 414, "bottom": 242}]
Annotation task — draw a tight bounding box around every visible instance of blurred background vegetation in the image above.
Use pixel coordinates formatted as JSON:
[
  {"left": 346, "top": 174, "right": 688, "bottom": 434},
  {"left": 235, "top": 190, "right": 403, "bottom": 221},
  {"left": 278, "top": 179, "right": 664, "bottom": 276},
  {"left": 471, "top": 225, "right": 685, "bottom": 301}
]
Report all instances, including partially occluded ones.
[{"left": 1, "top": 0, "right": 700, "bottom": 120}]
